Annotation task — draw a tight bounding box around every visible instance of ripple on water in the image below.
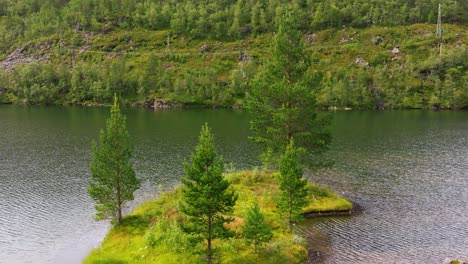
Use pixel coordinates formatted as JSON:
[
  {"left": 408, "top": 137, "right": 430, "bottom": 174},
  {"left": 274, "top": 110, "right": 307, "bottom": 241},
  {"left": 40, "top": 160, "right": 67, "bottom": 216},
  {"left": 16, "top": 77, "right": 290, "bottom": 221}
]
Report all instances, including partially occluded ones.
[
  {"left": 1, "top": 107, "right": 468, "bottom": 263},
  {"left": 306, "top": 111, "right": 468, "bottom": 263}
]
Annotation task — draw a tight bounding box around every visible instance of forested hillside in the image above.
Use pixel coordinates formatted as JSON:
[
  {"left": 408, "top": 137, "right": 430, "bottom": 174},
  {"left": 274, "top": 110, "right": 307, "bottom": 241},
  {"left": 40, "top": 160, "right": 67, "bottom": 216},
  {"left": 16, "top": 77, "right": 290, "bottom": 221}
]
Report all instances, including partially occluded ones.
[{"left": 0, "top": 0, "right": 467, "bottom": 109}]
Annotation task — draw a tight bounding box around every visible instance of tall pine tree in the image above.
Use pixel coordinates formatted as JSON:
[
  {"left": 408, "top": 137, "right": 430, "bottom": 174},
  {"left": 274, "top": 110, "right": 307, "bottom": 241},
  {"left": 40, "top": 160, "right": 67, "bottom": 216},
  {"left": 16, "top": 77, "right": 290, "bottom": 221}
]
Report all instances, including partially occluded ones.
[
  {"left": 180, "top": 123, "right": 237, "bottom": 264},
  {"left": 88, "top": 95, "right": 141, "bottom": 224},
  {"left": 247, "top": 14, "right": 331, "bottom": 162}
]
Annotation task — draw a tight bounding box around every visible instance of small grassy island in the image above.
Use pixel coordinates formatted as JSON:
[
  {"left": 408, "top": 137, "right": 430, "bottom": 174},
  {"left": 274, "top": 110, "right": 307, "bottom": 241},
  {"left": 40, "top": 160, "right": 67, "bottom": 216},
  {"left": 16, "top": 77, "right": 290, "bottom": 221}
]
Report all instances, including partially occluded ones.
[
  {"left": 85, "top": 18, "right": 353, "bottom": 264},
  {"left": 85, "top": 170, "right": 352, "bottom": 264}
]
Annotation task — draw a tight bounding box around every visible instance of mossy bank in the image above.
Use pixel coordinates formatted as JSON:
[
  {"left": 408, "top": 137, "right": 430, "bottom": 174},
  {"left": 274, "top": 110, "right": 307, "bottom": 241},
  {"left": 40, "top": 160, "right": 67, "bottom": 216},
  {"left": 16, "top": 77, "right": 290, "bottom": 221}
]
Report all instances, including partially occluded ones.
[{"left": 84, "top": 170, "right": 352, "bottom": 264}]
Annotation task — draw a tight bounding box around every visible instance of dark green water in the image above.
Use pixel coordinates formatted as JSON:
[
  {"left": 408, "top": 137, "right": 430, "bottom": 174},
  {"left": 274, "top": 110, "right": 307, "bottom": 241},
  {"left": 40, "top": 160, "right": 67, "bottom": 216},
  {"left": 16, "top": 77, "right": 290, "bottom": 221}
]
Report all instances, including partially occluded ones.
[{"left": 0, "top": 106, "right": 467, "bottom": 263}]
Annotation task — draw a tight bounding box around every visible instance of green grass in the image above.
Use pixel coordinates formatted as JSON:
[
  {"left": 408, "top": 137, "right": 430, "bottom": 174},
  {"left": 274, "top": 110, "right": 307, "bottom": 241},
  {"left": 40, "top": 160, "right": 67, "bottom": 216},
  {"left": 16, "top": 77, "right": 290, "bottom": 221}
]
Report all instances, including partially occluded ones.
[{"left": 84, "top": 170, "right": 352, "bottom": 264}]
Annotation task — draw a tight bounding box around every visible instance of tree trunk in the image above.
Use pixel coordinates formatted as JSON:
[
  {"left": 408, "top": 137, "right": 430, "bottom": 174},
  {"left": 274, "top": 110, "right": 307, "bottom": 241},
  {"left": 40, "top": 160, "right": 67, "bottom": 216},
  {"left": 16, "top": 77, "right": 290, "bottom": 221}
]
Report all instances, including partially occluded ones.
[
  {"left": 117, "top": 181, "right": 122, "bottom": 224},
  {"left": 207, "top": 216, "right": 212, "bottom": 264},
  {"left": 289, "top": 194, "right": 293, "bottom": 224}
]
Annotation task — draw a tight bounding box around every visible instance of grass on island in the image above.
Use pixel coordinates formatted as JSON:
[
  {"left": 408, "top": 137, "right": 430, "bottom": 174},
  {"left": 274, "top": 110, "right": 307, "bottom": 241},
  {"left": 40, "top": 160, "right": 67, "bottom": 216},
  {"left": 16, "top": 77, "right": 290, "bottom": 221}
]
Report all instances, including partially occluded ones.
[{"left": 84, "top": 170, "right": 352, "bottom": 264}]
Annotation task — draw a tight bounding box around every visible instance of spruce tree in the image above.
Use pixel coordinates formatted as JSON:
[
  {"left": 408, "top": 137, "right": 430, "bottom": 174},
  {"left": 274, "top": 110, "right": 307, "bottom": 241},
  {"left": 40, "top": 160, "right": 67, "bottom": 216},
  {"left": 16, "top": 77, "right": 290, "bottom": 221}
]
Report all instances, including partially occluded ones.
[
  {"left": 88, "top": 95, "right": 140, "bottom": 224},
  {"left": 277, "top": 139, "right": 308, "bottom": 224},
  {"left": 180, "top": 124, "right": 237, "bottom": 264},
  {"left": 242, "top": 202, "right": 273, "bottom": 253},
  {"left": 247, "top": 15, "right": 331, "bottom": 160}
]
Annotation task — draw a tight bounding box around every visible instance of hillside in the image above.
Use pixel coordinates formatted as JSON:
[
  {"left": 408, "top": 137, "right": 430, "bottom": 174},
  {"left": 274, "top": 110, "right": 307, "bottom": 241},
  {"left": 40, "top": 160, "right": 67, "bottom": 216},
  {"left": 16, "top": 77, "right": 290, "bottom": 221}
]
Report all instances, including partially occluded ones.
[{"left": 0, "top": 0, "right": 467, "bottom": 109}]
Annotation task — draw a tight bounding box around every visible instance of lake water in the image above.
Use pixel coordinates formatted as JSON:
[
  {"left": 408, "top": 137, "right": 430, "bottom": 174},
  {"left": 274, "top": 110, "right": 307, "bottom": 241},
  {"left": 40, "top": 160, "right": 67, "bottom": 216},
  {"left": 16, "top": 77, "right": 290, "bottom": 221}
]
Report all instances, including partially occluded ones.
[{"left": 0, "top": 106, "right": 467, "bottom": 263}]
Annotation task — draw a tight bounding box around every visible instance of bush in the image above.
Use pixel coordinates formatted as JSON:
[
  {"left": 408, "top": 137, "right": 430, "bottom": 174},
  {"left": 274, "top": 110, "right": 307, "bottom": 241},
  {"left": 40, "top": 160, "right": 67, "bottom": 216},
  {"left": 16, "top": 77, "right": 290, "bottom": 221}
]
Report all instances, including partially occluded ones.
[{"left": 144, "top": 217, "right": 192, "bottom": 252}]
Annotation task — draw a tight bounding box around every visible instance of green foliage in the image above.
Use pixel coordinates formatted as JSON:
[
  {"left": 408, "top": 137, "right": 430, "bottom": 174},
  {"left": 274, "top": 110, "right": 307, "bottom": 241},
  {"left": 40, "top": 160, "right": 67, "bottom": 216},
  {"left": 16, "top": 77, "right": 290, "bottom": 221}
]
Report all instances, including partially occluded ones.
[
  {"left": 8, "top": 63, "right": 70, "bottom": 105},
  {"left": 138, "top": 54, "right": 164, "bottom": 100},
  {"left": 0, "top": 1, "right": 466, "bottom": 110},
  {"left": 242, "top": 202, "right": 273, "bottom": 253},
  {"left": 0, "top": 0, "right": 466, "bottom": 55},
  {"left": 88, "top": 95, "right": 141, "bottom": 224},
  {"left": 248, "top": 17, "right": 331, "bottom": 160},
  {"left": 144, "top": 217, "right": 193, "bottom": 253},
  {"left": 277, "top": 140, "right": 309, "bottom": 224},
  {"left": 180, "top": 124, "right": 238, "bottom": 264},
  {"left": 416, "top": 48, "right": 468, "bottom": 109}
]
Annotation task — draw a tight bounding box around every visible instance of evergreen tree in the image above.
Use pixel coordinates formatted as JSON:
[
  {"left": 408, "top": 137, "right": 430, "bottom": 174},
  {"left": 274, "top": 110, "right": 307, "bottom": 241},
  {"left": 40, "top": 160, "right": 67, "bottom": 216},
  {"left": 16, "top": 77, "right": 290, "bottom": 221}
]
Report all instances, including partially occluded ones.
[
  {"left": 88, "top": 95, "right": 140, "bottom": 224},
  {"left": 247, "top": 15, "right": 331, "bottom": 160},
  {"left": 180, "top": 123, "right": 238, "bottom": 264},
  {"left": 277, "top": 139, "right": 308, "bottom": 224},
  {"left": 242, "top": 202, "right": 273, "bottom": 253}
]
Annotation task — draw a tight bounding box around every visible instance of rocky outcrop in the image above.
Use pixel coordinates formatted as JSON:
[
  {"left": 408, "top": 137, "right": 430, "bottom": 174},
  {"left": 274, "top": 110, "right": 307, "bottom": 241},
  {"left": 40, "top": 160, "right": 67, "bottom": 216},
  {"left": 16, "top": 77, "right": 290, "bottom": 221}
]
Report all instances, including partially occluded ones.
[
  {"left": 199, "top": 42, "right": 211, "bottom": 54},
  {"left": 0, "top": 41, "right": 51, "bottom": 71},
  {"left": 153, "top": 99, "right": 181, "bottom": 109},
  {"left": 355, "top": 57, "right": 369, "bottom": 66}
]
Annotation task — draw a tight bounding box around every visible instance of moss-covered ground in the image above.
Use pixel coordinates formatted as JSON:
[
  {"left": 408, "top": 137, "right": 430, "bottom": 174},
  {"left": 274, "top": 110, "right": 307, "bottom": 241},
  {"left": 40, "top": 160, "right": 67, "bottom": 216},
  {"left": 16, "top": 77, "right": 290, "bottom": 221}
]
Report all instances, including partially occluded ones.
[{"left": 84, "top": 170, "right": 352, "bottom": 264}]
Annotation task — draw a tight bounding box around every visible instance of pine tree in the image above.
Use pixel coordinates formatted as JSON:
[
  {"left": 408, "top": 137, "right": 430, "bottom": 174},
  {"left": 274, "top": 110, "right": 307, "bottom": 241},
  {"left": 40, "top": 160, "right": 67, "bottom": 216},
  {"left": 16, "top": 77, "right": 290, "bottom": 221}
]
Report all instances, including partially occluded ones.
[
  {"left": 242, "top": 202, "right": 273, "bottom": 253},
  {"left": 277, "top": 139, "right": 308, "bottom": 224},
  {"left": 247, "top": 15, "right": 331, "bottom": 161},
  {"left": 88, "top": 95, "right": 141, "bottom": 224},
  {"left": 180, "top": 123, "right": 237, "bottom": 264}
]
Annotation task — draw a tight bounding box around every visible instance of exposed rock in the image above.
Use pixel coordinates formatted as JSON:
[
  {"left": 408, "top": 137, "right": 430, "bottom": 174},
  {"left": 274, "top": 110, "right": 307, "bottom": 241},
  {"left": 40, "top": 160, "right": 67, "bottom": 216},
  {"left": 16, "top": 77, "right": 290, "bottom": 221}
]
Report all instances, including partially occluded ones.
[
  {"left": 304, "top": 33, "right": 316, "bottom": 44},
  {"left": 392, "top": 46, "right": 400, "bottom": 55},
  {"left": 79, "top": 46, "right": 90, "bottom": 53},
  {"left": 240, "top": 27, "right": 251, "bottom": 35},
  {"left": 355, "top": 57, "right": 368, "bottom": 66},
  {"left": 199, "top": 42, "right": 211, "bottom": 54},
  {"left": 238, "top": 50, "right": 250, "bottom": 62},
  {"left": 133, "top": 100, "right": 154, "bottom": 108},
  {"left": 0, "top": 47, "right": 48, "bottom": 71},
  {"left": 0, "top": 40, "right": 54, "bottom": 71},
  {"left": 232, "top": 102, "right": 243, "bottom": 109},
  {"left": 372, "top": 36, "right": 384, "bottom": 45},
  {"left": 153, "top": 99, "right": 179, "bottom": 109},
  {"left": 415, "top": 28, "right": 431, "bottom": 37},
  {"left": 80, "top": 32, "right": 94, "bottom": 44},
  {"left": 339, "top": 36, "right": 353, "bottom": 44},
  {"left": 164, "top": 62, "right": 176, "bottom": 70}
]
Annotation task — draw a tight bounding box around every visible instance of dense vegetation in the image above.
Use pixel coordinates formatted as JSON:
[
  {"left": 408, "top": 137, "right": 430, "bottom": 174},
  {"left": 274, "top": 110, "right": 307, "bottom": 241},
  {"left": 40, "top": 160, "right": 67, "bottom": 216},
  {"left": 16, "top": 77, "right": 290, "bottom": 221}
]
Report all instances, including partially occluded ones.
[
  {"left": 0, "top": 0, "right": 466, "bottom": 109},
  {"left": 84, "top": 170, "right": 352, "bottom": 264},
  {"left": 1, "top": 0, "right": 466, "bottom": 48}
]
